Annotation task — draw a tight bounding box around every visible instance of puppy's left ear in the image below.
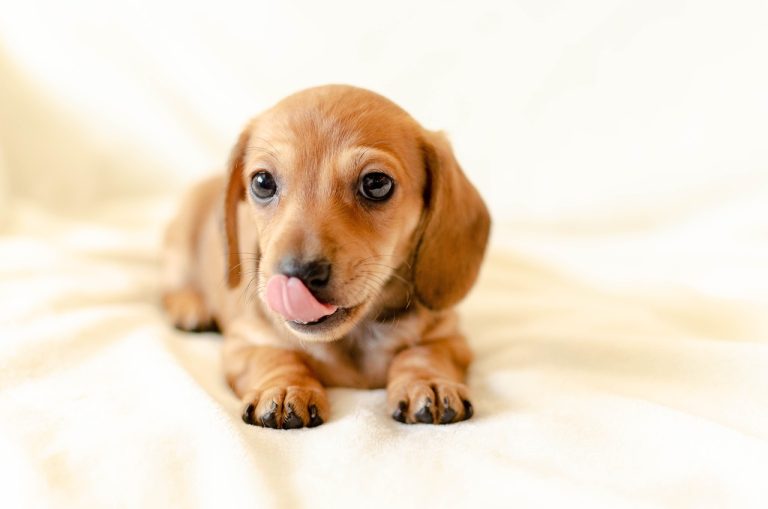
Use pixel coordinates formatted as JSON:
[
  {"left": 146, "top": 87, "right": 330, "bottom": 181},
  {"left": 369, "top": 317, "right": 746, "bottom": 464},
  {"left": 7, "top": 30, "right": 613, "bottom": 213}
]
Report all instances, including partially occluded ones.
[
  {"left": 413, "top": 130, "right": 491, "bottom": 310},
  {"left": 223, "top": 126, "right": 252, "bottom": 288}
]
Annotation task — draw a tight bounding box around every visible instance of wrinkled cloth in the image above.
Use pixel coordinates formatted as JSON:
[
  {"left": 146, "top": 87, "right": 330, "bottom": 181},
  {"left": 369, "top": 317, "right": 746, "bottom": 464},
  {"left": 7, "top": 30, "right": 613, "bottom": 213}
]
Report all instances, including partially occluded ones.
[{"left": 1, "top": 198, "right": 767, "bottom": 508}]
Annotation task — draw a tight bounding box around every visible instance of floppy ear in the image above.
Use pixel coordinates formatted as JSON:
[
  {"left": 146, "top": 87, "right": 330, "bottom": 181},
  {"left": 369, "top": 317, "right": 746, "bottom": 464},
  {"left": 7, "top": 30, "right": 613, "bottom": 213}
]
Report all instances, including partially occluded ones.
[
  {"left": 413, "top": 131, "right": 491, "bottom": 310},
  {"left": 223, "top": 127, "right": 252, "bottom": 288}
]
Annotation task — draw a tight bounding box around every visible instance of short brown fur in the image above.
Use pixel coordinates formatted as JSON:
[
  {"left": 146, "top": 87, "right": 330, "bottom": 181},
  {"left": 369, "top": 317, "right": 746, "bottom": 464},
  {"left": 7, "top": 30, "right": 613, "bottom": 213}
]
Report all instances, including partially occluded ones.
[{"left": 162, "top": 85, "right": 490, "bottom": 427}]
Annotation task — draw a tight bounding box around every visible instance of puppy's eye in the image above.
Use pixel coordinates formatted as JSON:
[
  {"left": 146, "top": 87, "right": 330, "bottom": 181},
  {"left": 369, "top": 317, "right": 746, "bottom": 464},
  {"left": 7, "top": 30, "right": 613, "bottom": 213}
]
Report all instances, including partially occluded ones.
[
  {"left": 250, "top": 171, "right": 277, "bottom": 201},
  {"left": 359, "top": 172, "right": 394, "bottom": 201}
]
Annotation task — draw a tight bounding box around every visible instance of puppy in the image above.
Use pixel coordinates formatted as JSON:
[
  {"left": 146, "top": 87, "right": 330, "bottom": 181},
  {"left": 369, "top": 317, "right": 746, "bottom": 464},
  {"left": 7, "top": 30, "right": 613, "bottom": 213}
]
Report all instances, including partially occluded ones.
[{"left": 162, "top": 85, "right": 490, "bottom": 428}]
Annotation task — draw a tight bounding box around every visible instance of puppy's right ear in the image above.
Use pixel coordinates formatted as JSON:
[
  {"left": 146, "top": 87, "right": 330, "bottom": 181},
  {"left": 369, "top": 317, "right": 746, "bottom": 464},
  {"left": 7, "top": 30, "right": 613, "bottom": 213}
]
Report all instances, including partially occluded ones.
[{"left": 223, "top": 127, "right": 251, "bottom": 288}]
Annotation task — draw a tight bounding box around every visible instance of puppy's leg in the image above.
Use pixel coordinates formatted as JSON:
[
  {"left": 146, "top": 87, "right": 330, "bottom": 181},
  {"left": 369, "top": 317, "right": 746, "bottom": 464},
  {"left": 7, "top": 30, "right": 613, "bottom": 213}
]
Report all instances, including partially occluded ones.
[
  {"left": 161, "top": 177, "right": 222, "bottom": 332},
  {"left": 387, "top": 336, "right": 473, "bottom": 424},
  {"left": 224, "top": 339, "right": 329, "bottom": 429}
]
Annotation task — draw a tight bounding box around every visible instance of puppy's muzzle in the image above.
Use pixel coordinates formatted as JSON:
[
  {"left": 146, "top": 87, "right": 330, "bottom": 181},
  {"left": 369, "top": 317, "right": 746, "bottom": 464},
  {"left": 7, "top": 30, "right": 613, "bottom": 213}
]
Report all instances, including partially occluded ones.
[{"left": 264, "top": 256, "right": 345, "bottom": 330}]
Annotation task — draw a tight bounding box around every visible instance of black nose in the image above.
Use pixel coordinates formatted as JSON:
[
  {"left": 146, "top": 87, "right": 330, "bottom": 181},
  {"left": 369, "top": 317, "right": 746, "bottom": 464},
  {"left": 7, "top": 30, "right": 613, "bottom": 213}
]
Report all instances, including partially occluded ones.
[{"left": 278, "top": 257, "right": 331, "bottom": 290}]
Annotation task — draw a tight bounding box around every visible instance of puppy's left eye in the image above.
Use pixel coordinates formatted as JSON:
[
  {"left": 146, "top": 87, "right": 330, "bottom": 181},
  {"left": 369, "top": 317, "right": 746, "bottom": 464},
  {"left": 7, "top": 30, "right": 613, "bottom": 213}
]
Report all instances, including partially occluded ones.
[
  {"left": 359, "top": 172, "right": 394, "bottom": 201},
  {"left": 250, "top": 171, "right": 277, "bottom": 201}
]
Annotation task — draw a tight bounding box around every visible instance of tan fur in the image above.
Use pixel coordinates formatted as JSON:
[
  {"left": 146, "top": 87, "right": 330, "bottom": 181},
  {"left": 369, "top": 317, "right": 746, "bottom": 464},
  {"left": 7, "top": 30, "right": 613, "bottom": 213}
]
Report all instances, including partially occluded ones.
[{"left": 162, "top": 85, "right": 490, "bottom": 428}]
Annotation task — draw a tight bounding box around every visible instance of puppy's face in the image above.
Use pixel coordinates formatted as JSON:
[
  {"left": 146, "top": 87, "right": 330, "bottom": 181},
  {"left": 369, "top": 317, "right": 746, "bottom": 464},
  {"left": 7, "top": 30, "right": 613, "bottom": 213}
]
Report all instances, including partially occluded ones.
[{"left": 224, "top": 86, "right": 490, "bottom": 342}]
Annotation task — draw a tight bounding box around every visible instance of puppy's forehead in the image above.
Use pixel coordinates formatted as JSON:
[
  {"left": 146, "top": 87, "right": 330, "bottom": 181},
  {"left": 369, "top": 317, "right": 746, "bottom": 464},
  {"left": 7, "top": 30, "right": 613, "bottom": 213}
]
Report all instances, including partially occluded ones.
[{"left": 253, "top": 87, "right": 422, "bottom": 169}]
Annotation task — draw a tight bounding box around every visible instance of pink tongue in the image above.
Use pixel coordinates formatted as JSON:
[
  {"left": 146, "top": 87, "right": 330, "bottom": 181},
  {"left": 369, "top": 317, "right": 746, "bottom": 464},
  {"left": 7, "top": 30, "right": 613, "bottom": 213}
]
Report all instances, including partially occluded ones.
[{"left": 265, "top": 274, "right": 338, "bottom": 323}]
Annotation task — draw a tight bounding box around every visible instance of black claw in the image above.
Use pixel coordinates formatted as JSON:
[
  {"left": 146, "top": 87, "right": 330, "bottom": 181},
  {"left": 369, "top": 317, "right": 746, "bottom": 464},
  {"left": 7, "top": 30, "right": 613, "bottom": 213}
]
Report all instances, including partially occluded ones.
[
  {"left": 242, "top": 403, "right": 256, "bottom": 425},
  {"left": 462, "top": 400, "right": 474, "bottom": 420},
  {"left": 392, "top": 401, "right": 407, "bottom": 423},
  {"left": 440, "top": 406, "right": 457, "bottom": 424},
  {"left": 415, "top": 398, "right": 434, "bottom": 424},
  {"left": 261, "top": 402, "right": 279, "bottom": 428},
  {"left": 282, "top": 405, "right": 304, "bottom": 429},
  {"left": 307, "top": 404, "right": 324, "bottom": 428}
]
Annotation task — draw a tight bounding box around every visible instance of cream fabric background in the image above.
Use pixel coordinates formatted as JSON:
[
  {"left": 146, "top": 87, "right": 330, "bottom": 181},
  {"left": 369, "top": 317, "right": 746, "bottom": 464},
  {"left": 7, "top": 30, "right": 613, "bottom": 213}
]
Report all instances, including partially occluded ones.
[{"left": 1, "top": 1, "right": 767, "bottom": 508}]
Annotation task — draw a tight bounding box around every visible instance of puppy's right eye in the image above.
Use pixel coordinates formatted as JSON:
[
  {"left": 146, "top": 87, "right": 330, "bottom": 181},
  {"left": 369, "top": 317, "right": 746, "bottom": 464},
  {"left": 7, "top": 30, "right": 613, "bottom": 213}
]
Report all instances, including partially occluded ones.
[{"left": 250, "top": 171, "right": 277, "bottom": 201}]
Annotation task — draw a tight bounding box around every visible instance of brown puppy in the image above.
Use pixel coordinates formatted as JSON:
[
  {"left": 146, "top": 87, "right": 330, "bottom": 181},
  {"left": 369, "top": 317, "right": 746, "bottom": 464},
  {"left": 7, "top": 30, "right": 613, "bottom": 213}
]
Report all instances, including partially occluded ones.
[{"left": 162, "top": 85, "right": 490, "bottom": 428}]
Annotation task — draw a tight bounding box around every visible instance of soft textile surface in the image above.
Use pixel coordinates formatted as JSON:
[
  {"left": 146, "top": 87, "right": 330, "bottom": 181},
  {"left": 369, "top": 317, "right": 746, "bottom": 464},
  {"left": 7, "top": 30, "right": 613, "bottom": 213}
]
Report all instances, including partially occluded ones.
[
  {"left": 2, "top": 198, "right": 767, "bottom": 508},
  {"left": 2, "top": 1, "right": 768, "bottom": 507}
]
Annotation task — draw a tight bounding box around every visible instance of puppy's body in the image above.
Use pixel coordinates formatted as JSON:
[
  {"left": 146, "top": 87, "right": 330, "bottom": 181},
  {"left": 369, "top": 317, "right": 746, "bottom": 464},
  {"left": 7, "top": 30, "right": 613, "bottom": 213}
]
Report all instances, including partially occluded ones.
[{"left": 162, "top": 85, "right": 489, "bottom": 428}]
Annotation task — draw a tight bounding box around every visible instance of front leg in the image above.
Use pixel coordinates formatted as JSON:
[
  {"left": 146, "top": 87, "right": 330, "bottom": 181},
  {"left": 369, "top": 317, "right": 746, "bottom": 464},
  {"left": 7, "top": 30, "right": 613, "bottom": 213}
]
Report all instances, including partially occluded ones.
[
  {"left": 223, "top": 339, "right": 329, "bottom": 429},
  {"left": 387, "top": 336, "right": 474, "bottom": 424}
]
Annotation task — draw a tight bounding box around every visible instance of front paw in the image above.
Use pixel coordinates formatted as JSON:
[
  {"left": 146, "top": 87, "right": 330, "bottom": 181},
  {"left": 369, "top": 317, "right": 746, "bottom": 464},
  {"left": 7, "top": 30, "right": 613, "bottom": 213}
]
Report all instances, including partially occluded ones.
[
  {"left": 387, "top": 379, "right": 473, "bottom": 425},
  {"left": 241, "top": 386, "right": 328, "bottom": 429}
]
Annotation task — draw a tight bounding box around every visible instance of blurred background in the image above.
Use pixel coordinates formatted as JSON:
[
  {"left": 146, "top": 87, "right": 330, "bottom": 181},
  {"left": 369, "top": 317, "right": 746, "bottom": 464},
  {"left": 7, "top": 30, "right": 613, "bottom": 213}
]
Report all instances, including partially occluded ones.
[
  {"left": 1, "top": 0, "right": 766, "bottom": 215},
  {"left": 1, "top": 0, "right": 767, "bottom": 298}
]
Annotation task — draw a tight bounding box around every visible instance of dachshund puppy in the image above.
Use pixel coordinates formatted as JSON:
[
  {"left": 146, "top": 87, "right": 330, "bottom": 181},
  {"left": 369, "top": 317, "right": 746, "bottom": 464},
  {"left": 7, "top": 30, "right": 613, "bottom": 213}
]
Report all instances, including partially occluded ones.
[{"left": 162, "top": 85, "right": 490, "bottom": 428}]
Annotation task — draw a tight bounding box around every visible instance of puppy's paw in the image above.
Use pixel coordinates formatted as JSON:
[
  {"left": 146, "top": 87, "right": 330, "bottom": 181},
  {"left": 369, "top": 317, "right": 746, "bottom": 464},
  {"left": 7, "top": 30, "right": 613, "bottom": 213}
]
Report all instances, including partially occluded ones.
[
  {"left": 241, "top": 386, "right": 329, "bottom": 429},
  {"left": 387, "top": 379, "right": 473, "bottom": 425},
  {"left": 162, "top": 288, "right": 216, "bottom": 332}
]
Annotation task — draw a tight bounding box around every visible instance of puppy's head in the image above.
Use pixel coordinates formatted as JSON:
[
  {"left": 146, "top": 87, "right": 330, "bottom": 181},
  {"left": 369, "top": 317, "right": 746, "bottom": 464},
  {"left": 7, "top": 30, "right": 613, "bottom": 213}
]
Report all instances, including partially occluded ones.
[{"left": 224, "top": 85, "right": 490, "bottom": 341}]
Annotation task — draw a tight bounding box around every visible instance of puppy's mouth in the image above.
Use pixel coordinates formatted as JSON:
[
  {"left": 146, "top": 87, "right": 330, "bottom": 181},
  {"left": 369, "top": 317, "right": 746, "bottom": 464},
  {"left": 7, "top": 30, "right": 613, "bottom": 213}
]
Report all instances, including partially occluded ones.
[
  {"left": 264, "top": 274, "right": 355, "bottom": 334},
  {"left": 286, "top": 306, "right": 353, "bottom": 332}
]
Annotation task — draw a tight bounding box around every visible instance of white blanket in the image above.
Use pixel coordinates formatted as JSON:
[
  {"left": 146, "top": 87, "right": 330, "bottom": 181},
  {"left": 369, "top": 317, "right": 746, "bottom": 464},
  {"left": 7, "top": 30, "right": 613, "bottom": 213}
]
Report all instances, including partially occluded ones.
[
  {"left": 2, "top": 198, "right": 767, "bottom": 508},
  {"left": 2, "top": 1, "right": 768, "bottom": 507}
]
